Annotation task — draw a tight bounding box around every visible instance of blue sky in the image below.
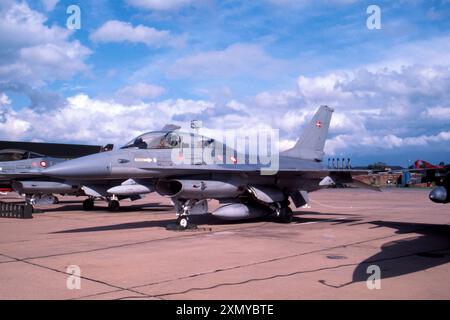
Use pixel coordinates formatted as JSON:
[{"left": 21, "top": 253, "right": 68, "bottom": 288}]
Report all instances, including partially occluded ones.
[{"left": 0, "top": 0, "right": 450, "bottom": 166}]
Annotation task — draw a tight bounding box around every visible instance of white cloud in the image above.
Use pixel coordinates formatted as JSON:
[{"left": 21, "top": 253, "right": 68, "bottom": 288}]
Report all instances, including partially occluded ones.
[
  {"left": 90, "top": 20, "right": 183, "bottom": 48},
  {"left": 204, "top": 64, "right": 450, "bottom": 156},
  {"left": 0, "top": 92, "right": 31, "bottom": 140},
  {"left": 325, "top": 130, "right": 450, "bottom": 155},
  {"left": 41, "top": 0, "right": 59, "bottom": 11},
  {"left": 0, "top": 93, "right": 213, "bottom": 145},
  {"left": 268, "top": 0, "right": 358, "bottom": 8},
  {"left": 2, "top": 62, "right": 449, "bottom": 157},
  {"left": 0, "top": 92, "right": 11, "bottom": 106},
  {"left": 168, "top": 43, "right": 287, "bottom": 79},
  {"left": 127, "top": 0, "right": 197, "bottom": 11},
  {"left": 421, "top": 107, "right": 450, "bottom": 120},
  {"left": 115, "top": 83, "right": 166, "bottom": 104},
  {"left": 367, "top": 36, "right": 450, "bottom": 71},
  {"left": 0, "top": 2, "right": 91, "bottom": 86},
  {"left": 291, "top": 65, "right": 450, "bottom": 155}
]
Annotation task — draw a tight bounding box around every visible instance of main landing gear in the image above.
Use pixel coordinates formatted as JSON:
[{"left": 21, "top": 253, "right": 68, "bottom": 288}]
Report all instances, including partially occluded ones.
[
  {"left": 108, "top": 199, "right": 120, "bottom": 211},
  {"left": 82, "top": 197, "right": 120, "bottom": 211},
  {"left": 82, "top": 198, "right": 95, "bottom": 211}
]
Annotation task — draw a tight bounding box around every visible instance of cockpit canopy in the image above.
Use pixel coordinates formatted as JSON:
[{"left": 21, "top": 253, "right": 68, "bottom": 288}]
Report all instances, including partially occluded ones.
[
  {"left": 121, "top": 130, "right": 215, "bottom": 150},
  {"left": 0, "top": 149, "right": 44, "bottom": 162}
]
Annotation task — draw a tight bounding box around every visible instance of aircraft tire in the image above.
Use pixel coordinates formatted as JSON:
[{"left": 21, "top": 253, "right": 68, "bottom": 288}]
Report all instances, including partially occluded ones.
[
  {"left": 277, "top": 206, "right": 293, "bottom": 223},
  {"left": 108, "top": 200, "right": 120, "bottom": 211},
  {"left": 83, "top": 198, "right": 95, "bottom": 211}
]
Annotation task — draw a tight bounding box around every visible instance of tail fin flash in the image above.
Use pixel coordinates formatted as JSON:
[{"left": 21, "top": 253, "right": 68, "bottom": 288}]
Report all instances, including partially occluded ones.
[{"left": 281, "top": 105, "right": 333, "bottom": 161}]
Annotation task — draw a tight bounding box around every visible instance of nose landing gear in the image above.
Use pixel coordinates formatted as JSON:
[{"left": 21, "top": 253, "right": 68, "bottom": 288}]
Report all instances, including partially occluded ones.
[{"left": 166, "top": 199, "right": 198, "bottom": 231}]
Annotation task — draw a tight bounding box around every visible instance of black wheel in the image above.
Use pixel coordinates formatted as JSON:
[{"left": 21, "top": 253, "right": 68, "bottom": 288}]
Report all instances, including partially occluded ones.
[
  {"left": 108, "top": 200, "right": 120, "bottom": 211},
  {"left": 277, "top": 206, "right": 293, "bottom": 223},
  {"left": 83, "top": 198, "right": 94, "bottom": 211}
]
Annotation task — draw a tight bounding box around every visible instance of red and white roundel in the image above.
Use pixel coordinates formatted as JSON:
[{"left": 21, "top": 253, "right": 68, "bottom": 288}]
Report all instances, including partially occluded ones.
[
  {"left": 316, "top": 121, "right": 322, "bottom": 128},
  {"left": 40, "top": 160, "right": 48, "bottom": 168}
]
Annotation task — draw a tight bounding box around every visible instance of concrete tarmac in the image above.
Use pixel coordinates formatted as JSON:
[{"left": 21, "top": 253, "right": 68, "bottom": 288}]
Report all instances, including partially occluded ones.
[{"left": 0, "top": 188, "right": 449, "bottom": 300}]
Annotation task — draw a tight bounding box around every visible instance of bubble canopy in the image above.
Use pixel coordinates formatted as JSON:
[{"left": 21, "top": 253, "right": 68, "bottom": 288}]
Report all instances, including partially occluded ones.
[
  {"left": 121, "top": 130, "right": 215, "bottom": 150},
  {"left": 0, "top": 149, "right": 44, "bottom": 161}
]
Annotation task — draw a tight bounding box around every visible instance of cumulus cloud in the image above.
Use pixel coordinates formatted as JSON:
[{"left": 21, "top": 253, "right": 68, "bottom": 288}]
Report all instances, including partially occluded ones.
[
  {"left": 90, "top": 20, "right": 184, "bottom": 48},
  {"left": 293, "top": 65, "right": 450, "bottom": 155},
  {"left": 0, "top": 2, "right": 91, "bottom": 86},
  {"left": 325, "top": 131, "right": 450, "bottom": 155},
  {"left": 421, "top": 107, "right": 450, "bottom": 120},
  {"left": 0, "top": 93, "right": 213, "bottom": 145},
  {"left": 41, "top": 0, "right": 59, "bottom": 11},
  {"left": 367, "top": 36, "right": 450, "bottom": 71},
  {"left": 267, "top": 0, "right": 358, "bottom": 8},
  {"left": 127, "top": 0, "right": 197, "bottom": 11},
  {"left": 0, "top": 92, "right": 32, "bottom": 140},
  {"left": 2, "top": 61, "right": 449, "bottom": 159},
  {"left": 212, "top": 64, "right": 450, "bottom": 156},
  {"left": 168, "top": 43, "right": 287, "bottom": 79},
  {"left": 0, "top": 82, "right": 66, "bottom": 111},
  {"left": 115, "top": 83, "right": 166, "bottom": 104}
]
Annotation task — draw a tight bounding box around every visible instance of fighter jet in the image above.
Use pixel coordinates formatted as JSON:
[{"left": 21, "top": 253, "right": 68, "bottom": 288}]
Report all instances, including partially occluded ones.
[
  {"left": 0, "top": 148, "right": 79, "bottom": 204},
  {"left": 413, "top": 160, "right": 450, "bottom": 204},
  {"left": 0, "top": 148, "right": 151, "bottom": 208},
  {"left": 42, "top": 105, "right": 370, "bottom": 228}
]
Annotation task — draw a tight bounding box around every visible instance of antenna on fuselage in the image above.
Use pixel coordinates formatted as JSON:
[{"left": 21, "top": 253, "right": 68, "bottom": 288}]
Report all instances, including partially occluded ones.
[{"left": 190, "top": 120, "right": 202, "bottom": 134}]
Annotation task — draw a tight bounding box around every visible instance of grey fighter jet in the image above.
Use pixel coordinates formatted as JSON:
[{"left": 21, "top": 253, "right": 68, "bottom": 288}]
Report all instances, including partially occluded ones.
[
  {"left": 0, "top": 149, "right": 81, "bottom": 204},
  {"left": 42, "top": 105, "right": 369, "bottom": 228},
  {"left": 0, "top": 148, "right": 151, "bottom": 208}
]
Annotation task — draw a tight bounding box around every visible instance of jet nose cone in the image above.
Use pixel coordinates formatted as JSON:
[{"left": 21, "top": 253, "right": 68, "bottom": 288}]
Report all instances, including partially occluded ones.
[
  {"left": 43, "top": 154, "right": 111, "bottom": 178},
  {"left": 429, "top": 186, "right": 448, "bottom": 203}
]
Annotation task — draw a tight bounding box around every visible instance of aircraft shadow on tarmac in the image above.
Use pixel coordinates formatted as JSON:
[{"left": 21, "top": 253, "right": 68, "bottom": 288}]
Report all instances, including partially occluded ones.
[
  {"left": 51, "top": 212, "right": 450, "bottom": 285},
  {"left": 320, "top": 221, "right": 450, "bottom": 288},
  {"left": 51, "top": 218, "right": 178, "bottom": 233},
  {"left": 51, "top": 210, "right": 362, "bottom": 234},
  {"left": 38, "top": 203, "right": 174, "bottom": 213}
]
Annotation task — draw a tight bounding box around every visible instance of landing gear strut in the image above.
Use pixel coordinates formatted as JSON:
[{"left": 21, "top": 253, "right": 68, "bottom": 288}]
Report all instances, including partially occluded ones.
[
  {"left": 177, "top": 200, "right": 192, "bottom": 229},
  {"left": 172, "top": 199, "right": 197, "bottom": 230}
]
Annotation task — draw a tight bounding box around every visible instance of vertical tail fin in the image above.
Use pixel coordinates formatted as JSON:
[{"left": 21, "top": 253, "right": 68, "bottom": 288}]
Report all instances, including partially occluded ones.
[{"left": 281, "top": 105, "right": 333, "bottom": 161}]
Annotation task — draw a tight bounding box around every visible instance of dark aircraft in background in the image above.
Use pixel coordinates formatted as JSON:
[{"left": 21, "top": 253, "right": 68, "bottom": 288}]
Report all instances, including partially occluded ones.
[
  {"left": 43, "top": 105, "right": 371, "bottom": 229},
  {"left": 0, "top": 146, "right": 152, "bottom": 207},
  {"left": 0, "top": 148, "right": 74, "bottom": 204},
  {"left": 414, "top": 160, "right": 450, "bottom": 204}
]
